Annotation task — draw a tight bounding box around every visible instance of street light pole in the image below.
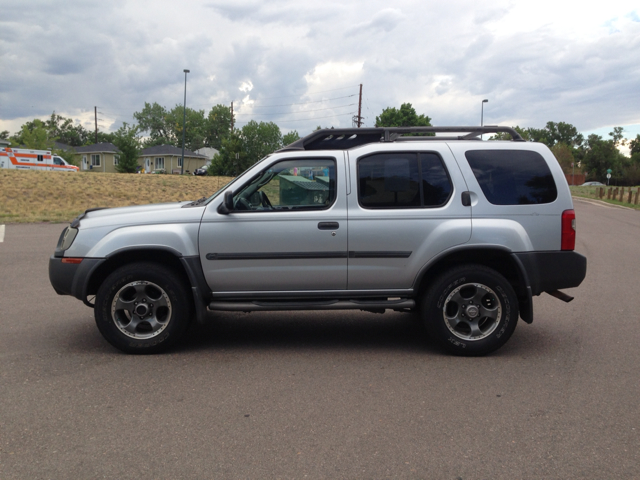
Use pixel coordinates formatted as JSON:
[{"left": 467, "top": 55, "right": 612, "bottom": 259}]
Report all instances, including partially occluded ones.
[
  {"left": 481, "top": 99, "right": 488, "bottom": 140},
  {"left": 181, "top": 69, "right": 190, "bottom": 175}
]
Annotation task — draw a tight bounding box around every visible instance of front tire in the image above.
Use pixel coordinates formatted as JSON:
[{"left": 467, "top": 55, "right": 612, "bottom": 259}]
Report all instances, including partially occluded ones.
[
  {"left": 422, "top": 265, "right": 519, "bottom": 356},
  {"left": 95, "top": 262, "right": 192, "bottom": 354}
]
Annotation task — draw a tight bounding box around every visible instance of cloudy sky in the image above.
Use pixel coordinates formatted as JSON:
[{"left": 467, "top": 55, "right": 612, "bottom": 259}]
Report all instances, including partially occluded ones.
[{"left": 1, "top": 0, "right": 639, "bottom": 146}]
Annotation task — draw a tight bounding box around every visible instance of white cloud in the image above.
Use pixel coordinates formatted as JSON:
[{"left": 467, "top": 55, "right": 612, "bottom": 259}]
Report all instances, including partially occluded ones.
[
  {"left": 239, "top": 81, "right": 254, "bottom": 93},
  {"left": 0, "top": 0, "right": 639, "bottom": 141}
]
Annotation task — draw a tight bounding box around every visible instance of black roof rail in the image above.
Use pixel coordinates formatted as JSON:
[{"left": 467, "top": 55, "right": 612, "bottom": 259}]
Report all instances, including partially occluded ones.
[{"left": 278, "top": 126, "right": 525, "bottom": 151}]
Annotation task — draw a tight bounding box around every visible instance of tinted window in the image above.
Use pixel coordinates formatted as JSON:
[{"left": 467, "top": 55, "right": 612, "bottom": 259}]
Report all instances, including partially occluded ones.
[
  {"left": 465, "top": 150, "right": 557, "bottom": 205},
  {"left": 420, "top": 153, "right": 453, "bottom": 206},
  {"left": 358, "top": 152, "right": 451, "bottom": 208}
]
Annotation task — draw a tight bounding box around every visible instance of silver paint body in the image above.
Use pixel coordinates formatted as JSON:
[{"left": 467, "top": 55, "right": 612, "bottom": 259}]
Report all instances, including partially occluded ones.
[{"left": 64, "top": 141, "right": 574, "bottom": 295}]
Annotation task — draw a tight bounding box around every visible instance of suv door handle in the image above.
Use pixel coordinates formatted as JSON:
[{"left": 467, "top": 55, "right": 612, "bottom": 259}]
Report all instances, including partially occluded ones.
[
  {"left": 461, "top": 191, "right": 471, "bottom": 207},
  {"left": 318, "top": 222, "right": 339, "bottom": 230}
]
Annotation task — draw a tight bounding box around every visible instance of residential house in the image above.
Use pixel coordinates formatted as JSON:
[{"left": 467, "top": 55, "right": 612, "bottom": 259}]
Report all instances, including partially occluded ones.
[
  {"left": 74, "top": 143, "right": 122, "bottom": 173},
  {"left": 54, "top": 141, "right": 73, "bottom": 152},
  {"left": 139, "top": 145, "right": 208, "bottom": 174},
  {"left": 193, "top": 147, "right": 220, "bottom": 172}
]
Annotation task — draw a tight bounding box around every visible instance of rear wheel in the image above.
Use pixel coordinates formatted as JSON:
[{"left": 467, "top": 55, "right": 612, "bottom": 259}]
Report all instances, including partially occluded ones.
[
  {"left": 95, "top": 262, "right": 192, "bottom": 354},
  {"left": 422, "top": 265, "right": 519, "bottom": 356}
]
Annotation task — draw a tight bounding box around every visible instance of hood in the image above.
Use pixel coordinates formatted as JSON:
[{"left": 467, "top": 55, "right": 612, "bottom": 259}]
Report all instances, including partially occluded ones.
[{"left": 74, "top": 201, "right": 204, "bottom": 229}]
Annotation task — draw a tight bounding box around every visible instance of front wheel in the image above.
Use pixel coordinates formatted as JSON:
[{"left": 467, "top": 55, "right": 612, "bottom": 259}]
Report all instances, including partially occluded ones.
[
  {"left": 95, "top": 262, "right": 192, "bottom": 354},
  {"left": 422, "top": 265, "right": 519, "bottom": 356}
]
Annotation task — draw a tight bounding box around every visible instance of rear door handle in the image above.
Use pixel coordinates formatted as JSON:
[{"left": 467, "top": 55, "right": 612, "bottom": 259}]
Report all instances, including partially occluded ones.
[{"left": 318, "top": 222, "right": 339, "bottom": 230}]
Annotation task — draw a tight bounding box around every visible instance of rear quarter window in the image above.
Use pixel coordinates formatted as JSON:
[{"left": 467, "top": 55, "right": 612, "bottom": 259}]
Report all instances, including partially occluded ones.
[
  {"left": 465, "top": 150, "right": 557, "bottom": 205},
  {"left": 358, "top": 152, "right": 452, "bottom": 209}
]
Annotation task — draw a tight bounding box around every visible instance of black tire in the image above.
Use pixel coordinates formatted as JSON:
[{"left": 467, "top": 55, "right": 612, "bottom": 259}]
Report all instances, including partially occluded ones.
[
  {"left": 95, "top": 262, "right": 192, "bottom": 354},
  {"left": 422, "top": 265, "right": 519, "bottom": 356}
]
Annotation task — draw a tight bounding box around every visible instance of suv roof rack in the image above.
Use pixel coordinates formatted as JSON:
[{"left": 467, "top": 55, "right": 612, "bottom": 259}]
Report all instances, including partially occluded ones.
[{"left": 279, "top": 126, "right": 525, "bottom": 151}]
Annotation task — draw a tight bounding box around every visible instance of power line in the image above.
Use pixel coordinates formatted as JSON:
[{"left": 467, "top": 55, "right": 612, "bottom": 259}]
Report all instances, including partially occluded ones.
[
  {"left": 236, "top": 112, "right": 355, "bottom": 125},
  {"left": 190, "top": 86, "right": 360, "bottom": 109},
  {"left": 235, "top": 103, "right": 357, "bottom": 116},
  {"left": 257, "top": 84, "right": 361, "bottom": 100},
  {"left": 364, "top": 95, "right": 375, "bottom": 127},
  {"left": 250, "top": 95, "right": 357, "bottom": 108}
]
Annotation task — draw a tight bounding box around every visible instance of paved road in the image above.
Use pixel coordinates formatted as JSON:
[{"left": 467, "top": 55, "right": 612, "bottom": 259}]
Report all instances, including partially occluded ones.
[{"left": 0, "top": 199, "right": 638, "bottom": 479}]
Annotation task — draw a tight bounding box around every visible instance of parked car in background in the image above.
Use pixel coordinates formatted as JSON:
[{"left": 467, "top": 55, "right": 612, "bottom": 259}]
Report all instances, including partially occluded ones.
[
  {"left": 193, "top": 165, "right": 209, "bottom": 176},
  {"left": 580, "top": 181, "right": 605, "bottom": 186}
]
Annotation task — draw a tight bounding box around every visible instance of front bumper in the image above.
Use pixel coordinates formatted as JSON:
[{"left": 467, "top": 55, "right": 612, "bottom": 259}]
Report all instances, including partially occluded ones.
[{"left": 49, "top": 256, "right": 103, "bottom": 302}]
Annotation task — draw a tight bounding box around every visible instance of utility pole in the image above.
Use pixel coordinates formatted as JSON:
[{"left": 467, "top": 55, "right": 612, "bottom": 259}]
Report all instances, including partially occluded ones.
[
  {"left": 480, "top": 99, "right": 488, "bottom": 140},
  {"left": 230, "top": 101, "right": 234, "bottom": 131},
  {"left": 94, "top": 106, "right": 98, "bottom": 144},
  {"left": 352, "top": 84, "right": 364, "bottom": 128},
  {"left": 181, "top": 69, "right": 190, "bottom": 175},
  {"left": 357, "top": 83, "right": 363, "bottom": 128}
]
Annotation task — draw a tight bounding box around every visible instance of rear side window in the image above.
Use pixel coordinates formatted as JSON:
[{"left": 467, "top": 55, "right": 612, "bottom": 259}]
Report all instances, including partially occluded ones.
[
  {"left": 358, "top": 152, "right": 452, "bottom": 209},
  {"left": 465, "top": 150, "right": 557, "bottom": 205}
]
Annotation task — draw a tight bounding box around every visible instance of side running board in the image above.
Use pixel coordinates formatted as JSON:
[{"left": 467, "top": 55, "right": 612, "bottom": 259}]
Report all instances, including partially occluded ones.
[{"left": 208, "top": 298, "right": 415, "bottom": 312}]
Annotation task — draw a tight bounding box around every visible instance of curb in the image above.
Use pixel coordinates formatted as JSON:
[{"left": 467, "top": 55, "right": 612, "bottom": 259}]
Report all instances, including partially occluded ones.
[{"left": 572, "top": 196, "right": 637, "bottom": 211}]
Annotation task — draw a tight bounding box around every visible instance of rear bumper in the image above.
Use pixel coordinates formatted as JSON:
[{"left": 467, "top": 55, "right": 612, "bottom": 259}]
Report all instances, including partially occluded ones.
[{"left": 513, "top": 251, "right": 587, "bottom": 296}]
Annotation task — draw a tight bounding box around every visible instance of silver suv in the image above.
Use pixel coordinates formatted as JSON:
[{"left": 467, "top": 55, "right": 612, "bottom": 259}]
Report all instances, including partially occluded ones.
[{"left": 49, "top": 127, "right": 587, "bottom": 355}]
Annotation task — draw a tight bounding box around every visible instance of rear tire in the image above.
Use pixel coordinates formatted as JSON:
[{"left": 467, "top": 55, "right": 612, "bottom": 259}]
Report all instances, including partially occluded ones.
[
  {"left": 95, "top": 262, "right": 192, "bottom": 354},
  {"left": 422, "top": 265, "right": 519, "bottom": 356}
]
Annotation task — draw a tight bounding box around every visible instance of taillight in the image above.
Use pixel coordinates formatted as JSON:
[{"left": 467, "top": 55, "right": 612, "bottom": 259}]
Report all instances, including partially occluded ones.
[{"left": 561, "top": 209, "right": 576, "bottom": 251}]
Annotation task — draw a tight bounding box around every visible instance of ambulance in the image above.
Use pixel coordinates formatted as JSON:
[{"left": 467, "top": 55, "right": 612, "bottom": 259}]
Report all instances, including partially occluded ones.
[{"left": 0, "top": 147, "right": 79, "bottom": 172}]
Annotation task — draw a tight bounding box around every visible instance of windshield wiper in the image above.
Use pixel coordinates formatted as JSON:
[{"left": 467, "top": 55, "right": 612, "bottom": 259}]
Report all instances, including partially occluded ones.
[{"left": 183, "top": 196, "right": 208, "bottom": 208}]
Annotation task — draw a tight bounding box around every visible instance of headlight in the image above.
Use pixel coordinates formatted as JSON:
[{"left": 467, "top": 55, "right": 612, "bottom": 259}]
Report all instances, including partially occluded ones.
[{"left": 55, "top": 227, "right": 78, "bottom": 256}]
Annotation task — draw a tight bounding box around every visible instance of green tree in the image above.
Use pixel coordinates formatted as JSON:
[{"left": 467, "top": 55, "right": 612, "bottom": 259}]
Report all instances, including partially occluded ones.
[
  {"left": 241, "top": 120, "right": 282, "bottom": 165},
  {"left": 45, "top": 112, "right": 92, "bottom": 146},
  {"left": 551, "top": 143, "right": 577, "bottom": 174},
  {"left": 375, "top": 103, "right": 432, "bottom": 129},
  {"left": 629, "top": 134, "right": 640, "bottom": 156},
  {"left": 205, "top": 104, "right": 233, "bottom": 150},
  {"left": 490, "top": 122, "right": 584, "bottom": 148},
  {"left": 490, "top": 125, "right": 534, "bottom": 141},
  {"left": 165, "top": 105, "right": 208, "bottom": 151},
  {"left": 208, "top": 131, "right": 247, "bottom": 176},
  {"left": 134, "top": 102, "right": 218, "bottom": 151},
  {"left": 208, "top": 121, "right": 283, "bottom": 177},
  {"left": 111, "top": 123, "right": 141, "bottom": 173},
  {"left": 543, "top": 121, "right": 584, "bottom": 148},
  {"left": 15, "top": 120, "right": 54, "bottom": 150},
  {"left": 12, "top": 112, "right": 92, "bottom": 147},
  {"left": 1, "top": 130, "right": 9, "bottom": 140},
  {"left": 582, "top": 134, "right": 623, "bottom": 181},
  {"left": 54, "top": 147, "right": 79, "bottom": 166},
  {"left": 282, "top": 130, "right": 300, "bottom": 146},
  {"left": 94, "top": 131, "right": 117, "bottom": 144},
  {"left": 134, "top": 102, "right": 174, "bottom": 146},
  {"left": 609, "top": 126, "right": 626, "bottom": 147}
]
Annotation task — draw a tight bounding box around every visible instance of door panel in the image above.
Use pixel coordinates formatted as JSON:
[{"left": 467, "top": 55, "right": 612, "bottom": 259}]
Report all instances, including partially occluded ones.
[
  {"left": 346, "top": 145, "right": 472, "bottom": 290},
  {"left": 199, "top": 155, "right": 347, "bottom": 292}
]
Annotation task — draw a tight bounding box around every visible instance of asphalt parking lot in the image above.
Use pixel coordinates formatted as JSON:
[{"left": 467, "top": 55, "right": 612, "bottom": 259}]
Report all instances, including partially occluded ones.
[{"left": 0, "top": 198, "right": 638, "bottom": 479}]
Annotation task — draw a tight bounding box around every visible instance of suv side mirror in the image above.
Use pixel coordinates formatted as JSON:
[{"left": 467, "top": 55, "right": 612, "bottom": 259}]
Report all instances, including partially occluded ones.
[{"left": 217, "top": 190, "right": 234, "bottom": 215}]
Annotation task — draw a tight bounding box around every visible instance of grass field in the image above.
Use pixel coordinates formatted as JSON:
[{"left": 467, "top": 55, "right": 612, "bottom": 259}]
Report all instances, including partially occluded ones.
[
  {"left": 2, "top": 170, "right": 638, "bottom": 224},
  {"left": 570, "top": 185, "right": 640, "bottom": 210},
  {"left": 0, "top": 170, "right": 234, "bottom": 223}
]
